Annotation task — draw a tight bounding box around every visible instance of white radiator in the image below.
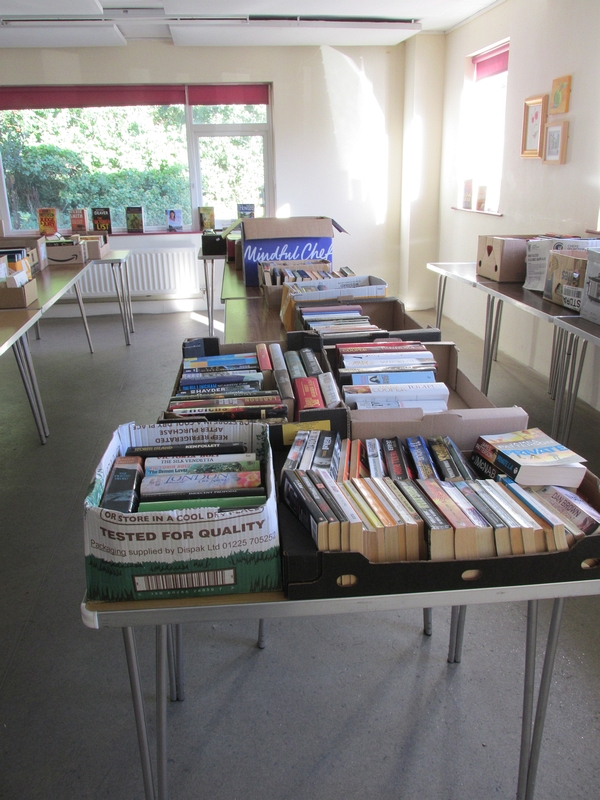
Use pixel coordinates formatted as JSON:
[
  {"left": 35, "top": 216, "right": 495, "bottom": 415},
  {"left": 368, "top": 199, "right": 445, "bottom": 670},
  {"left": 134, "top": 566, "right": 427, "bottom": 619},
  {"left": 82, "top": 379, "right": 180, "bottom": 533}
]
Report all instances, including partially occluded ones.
[{"left": 65, "top": 248, "right": 203, "bottom": 299}]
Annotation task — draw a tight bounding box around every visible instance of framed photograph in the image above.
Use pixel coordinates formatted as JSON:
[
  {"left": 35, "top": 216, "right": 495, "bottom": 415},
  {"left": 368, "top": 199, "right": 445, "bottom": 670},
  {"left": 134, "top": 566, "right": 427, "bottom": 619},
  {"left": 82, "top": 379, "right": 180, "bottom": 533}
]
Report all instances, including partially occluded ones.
[
  {"left": 521, "top": 94, "right": 548, "bottom": 157},
  {"left": 549, "top": 75, "right": 572, "bottom": 115},
  {"left": 543, "top": 120, "right": 569, "bottom": 165}
]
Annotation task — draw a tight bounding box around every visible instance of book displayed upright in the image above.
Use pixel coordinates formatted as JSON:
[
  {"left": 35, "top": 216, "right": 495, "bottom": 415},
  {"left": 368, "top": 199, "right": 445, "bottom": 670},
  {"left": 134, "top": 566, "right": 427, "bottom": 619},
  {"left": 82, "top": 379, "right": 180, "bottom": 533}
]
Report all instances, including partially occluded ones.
[
  {"left": 199, "top": 206, "right": 215, "bottom": 231},
  {"left": 166, "top": 208, "right": 183, "bottom": 232},
  {"left": 37, "top": 207, "right": 58, "bottom": 235},
  {"left": 92, "top": 207, "right": 112, "bottom": 234},
  {"left": 126, "top": 206, "right": 145, "bottom": 233},
  {"left": 69, "top": 208, "right": 89, "bottom": 233}
]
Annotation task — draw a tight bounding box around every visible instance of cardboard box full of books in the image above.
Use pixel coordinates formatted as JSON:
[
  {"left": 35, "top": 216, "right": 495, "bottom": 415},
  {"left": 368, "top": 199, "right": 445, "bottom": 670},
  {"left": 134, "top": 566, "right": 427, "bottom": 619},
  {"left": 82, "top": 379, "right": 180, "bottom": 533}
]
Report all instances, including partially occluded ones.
[
  {"left": 46, "top": 238, "right": 88, "bottom": 265},
  {"left": 241, "top": 216, "right": 347, "bottom": 287},
  {"left": 342, "top": 342, "right": 530, "bottom": 451},
  {"left": 543, "top": 249, "right": 588, "bottom": 309},
  {"left": 164, "top": 340, "right": 349, "bottom": 448},
  {"left": 280, "top": 469, "right": 600, "bottom": 600},
  {"left": 260, "top": 259, "right": 332, "bottom": 310},
  {"left": 0, "top": 235, "right": 47, "bottom": 270},
  {"left": 477, "top": 235, "right": 538, "bottom": 282},
  {"left": 83, "top": 421, "right": 281, "bottom": 602}
]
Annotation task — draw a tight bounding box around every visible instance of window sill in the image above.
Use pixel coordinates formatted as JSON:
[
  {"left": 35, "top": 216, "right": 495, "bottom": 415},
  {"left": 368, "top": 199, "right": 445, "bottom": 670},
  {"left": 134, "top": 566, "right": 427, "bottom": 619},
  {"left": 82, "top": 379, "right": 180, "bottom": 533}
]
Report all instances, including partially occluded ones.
[{"left": 451, "top": 207, "right": 503, "bottom": 217}]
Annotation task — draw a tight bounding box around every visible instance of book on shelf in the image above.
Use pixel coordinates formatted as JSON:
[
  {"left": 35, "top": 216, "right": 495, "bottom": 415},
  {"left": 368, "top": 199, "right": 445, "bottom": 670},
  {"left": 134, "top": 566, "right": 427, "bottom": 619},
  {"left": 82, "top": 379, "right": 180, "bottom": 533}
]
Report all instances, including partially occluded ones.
[
  {"left": 298, "top": 429, "right": 322, "bottom": 471},
  {"left": 472, "top": 480, "right": 526, "bottom": 555},
  {"left": 69, "top": 208, "right": 89, "bottom": 233},
  {"left": 138, "top": 495, "right": 267, "bottom": 512},
  {"left": 126, "top": 206, "right": 145, "bottom": 233},
  {"left": 427, "top": 436, "right": 463, "bottom": 482},
  {"left": 281, "top": 429, "right": 311, "bottom": 475},
  {"left": 295, "top": 470, "right": 341, "bottom": 550},
  {"left": 144, "top": 453, "right": 258, "bottom": 475},
  {"left": 348, "top": 438, "right": 369, "bottom": 479},
  {"left": 140, "top": 470, "right": 262, "bottom": 498},
  {"left": 306, "top": 469, "right": 348, "bottom": 551},
  {"left": 406, "top": 437, "right": 440, "bottom": 480},
  {"left": 318, "top": 372, "right": 342, "bottom": 408},
  {"left": 455, "top": 481, "right": 512, "bottom": 557},
  {"left": 351, "top": 478, "right": 402, "bottom": 562},
  {"left": 166, "top": 208, "right": 183, "bottom": 232},
  {"left": 316, "top": 468, "right": 364, "bottom": 552},
  {"left": 381, "top": 437, "right": 411, "bottom": 481},
  {"left": 92, "top": 207, "right": 112, "bottom": 234},
  {"left": 471, "top": 428, "right": 587, "bottom": 488},
  {"left": 284, "top": 349, "right": 306, "bottom": 381},
  {"left": 237, "top": 203, "right": 255, "bottom": 218},
  {"left": 125, "top": 442, "right": 247, "bottom": 458},
  {"left": 481, "top": 480, "right": 545, "bottom": 554},
  {"left": 101, "top": 456, "right": 144, "bottom": 513},
  {"left": 37, "top": 207, "right": 58, "bottom": 235},
  {"left": 299, "top": 348, "right": 323, "bottom": 377},
  {"left": 365, "top": 438, "right": 386, "bottom": 478},
  {"left": 293, "top": 376, "right": 325, "bottom": 418},
  {"left": 281, "top": 469, "right": 329, "bottom": 551},
  {"left": 311, "top": 431, "right": 342, "bottom": 476},
  {"left": 198, "top": 206, "right": 215, "bottom": 231},
  {"left": 498, "top": 477, "right": 569, "bottom": 551}
]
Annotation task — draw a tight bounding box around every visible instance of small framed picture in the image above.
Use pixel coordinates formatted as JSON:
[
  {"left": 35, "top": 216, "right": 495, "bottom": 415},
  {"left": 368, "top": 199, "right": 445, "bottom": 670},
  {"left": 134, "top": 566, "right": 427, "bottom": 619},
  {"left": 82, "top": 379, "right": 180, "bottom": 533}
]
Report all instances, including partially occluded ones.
[
  {"left": 549, "top": 75, "right": 572, "bottom": 115},
  {"left": 543, "top": 120, "right": 569, "bottom": 165},
  {"left": 521, "top": 95, "right": 548, "bottom": 158}
]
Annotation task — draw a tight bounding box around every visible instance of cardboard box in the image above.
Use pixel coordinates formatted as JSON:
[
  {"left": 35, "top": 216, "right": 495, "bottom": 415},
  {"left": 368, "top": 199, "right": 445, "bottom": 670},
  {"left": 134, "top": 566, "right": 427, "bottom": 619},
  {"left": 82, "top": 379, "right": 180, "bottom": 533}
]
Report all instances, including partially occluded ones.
[
  {"left": 81, "top": 235, "right": 110, "bottom": 260},
  {"left": 261, "top": 259, "right": 332, "bottom": 310},
  {"left": 83, "top": 421, "right": 281, "bottom": 602},
  {"left": 202, "top": 220, "right": 242, "bottom": 258},
  {"left": 543, "top": 250, "right": 589, "bottom": 309},
  {"left": 280, "top": 470, "right": 600, "bottom": 599},
  {"left": 525, "top": 238, "right": 600, "bottom": 292},
  {"left": 581, "top": 248, "right": 600, "bottom": 324},
  {"left": 46, "top": 239, "right": 88, "bottom": 265},
  {"left": 241, "top": 216, "right": 346, "bottom": 287},
  {"left": 0, "top": 235, "right": 47, "bottom": 271},
  {"left": 477, "top": 235, "right": 536, "bottom": 282},
  {"left": 0, "top": 276, "right": 38, "bottom": 308},
  {"left": 235, "top": 238, "right": 243, "bottom": 271},
  {"left": 165, "top": 340, "right": 349, "bottom": 446},
  {"left": 227, "top": 231, "right": 241, "bottom": 262},
  {"left": 341, "top": 342, "right": 529, "bottom": 451}
]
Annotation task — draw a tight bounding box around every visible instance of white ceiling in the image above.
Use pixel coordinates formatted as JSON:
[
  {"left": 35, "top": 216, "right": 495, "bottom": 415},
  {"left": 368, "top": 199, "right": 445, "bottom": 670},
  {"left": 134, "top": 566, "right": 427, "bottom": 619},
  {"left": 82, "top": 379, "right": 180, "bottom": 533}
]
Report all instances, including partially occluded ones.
[{"left": 0, "top": 0, "right": 502, "bottom": 48}]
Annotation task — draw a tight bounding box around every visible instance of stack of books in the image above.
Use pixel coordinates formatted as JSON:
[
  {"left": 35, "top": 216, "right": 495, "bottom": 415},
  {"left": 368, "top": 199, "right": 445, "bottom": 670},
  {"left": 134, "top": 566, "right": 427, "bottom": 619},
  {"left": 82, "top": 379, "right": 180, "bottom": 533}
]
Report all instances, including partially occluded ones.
[
  {"left": 101, "top": 441, "right": 267, "bottom": 513},
  {"left": 261, "top": 262, "right": 353, "bottom": 286},
  {"left": 334, "top": 340, "right": 446, "bottom": 411},
  {"left": 298, "top": 305, "right": 387, "bottom": 341},
  {"left": 280, "top": 429, "right": 596, "bottom": 563},
  {"left": 166, "top": 339, "right": 342, "bottom": 422}
]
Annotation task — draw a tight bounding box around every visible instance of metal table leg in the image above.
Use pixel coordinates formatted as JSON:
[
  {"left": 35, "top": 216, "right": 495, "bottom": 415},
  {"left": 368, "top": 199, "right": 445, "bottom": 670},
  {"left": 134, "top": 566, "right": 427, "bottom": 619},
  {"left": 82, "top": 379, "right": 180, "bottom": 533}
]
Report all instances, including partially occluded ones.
[
  {"left": 435, "top": 275, "right": 447, "bottom": 330},
  {"left": 453, "top": 605, "right": 467, "bottom": 663},
  {"left": 123, "top": 259, "right": 135, "bottom": 334},
  {"left": 110, "top": 262, "right": 131, "bottom": 345},
  {"left": 122, "top": 627, "right": 156, "bottom": 800},
  {"left": 517, "top": 600, "right": 538, "bottom": 800},
  {"left": 562, "top": 338, "right": 587, "bottom": 446},
  {"left": 423, "top": 608, "right": 433, "bottom": 636},
  {"left": 202, "top": 258, "right": 215, "bottom": 337},
  {"left": 257, "top": 618, "right": 266, "bottom": 649},
  {"left": 174, "top": 624, "right": 185, "bottom": 702},
  {"left": 73, "top": 280, "right": 94, "bottom": 353},
  {"left": 156, "top": 625, "right": 169, "bottom": 800},
  {"left": 13, "top": 335, "right": 50, "bottom": 443},
  {"left": 447, "top": 605, "right": 460, "bottom": 663}
]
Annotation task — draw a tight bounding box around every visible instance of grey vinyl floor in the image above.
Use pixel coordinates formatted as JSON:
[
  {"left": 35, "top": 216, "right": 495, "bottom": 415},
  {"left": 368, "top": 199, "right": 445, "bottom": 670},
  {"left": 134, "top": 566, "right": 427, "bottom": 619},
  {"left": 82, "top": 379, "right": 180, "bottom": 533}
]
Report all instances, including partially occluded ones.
[{"left": 1, "top": 307, "right": 599, "bottom": 800}]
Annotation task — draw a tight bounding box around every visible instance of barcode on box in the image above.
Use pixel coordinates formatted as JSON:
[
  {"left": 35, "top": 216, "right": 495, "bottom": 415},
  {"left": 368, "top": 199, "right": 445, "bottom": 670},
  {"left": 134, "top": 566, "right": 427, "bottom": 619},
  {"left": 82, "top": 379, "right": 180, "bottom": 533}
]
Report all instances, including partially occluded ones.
[
  {"left": 134, "top": 569, "right": 236, "bottom": 592},
  {"left": 562, "top": 286, "right": 582, "bottom": 309}
]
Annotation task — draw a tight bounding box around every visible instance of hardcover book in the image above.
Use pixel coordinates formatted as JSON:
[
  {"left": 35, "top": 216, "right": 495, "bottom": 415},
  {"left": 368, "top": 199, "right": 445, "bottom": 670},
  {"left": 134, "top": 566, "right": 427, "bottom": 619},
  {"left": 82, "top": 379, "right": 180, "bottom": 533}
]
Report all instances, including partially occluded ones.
[
  {"left": 237, "top": 203, "right": 255, "bottom": 218},
  {"left": 199, "top": 206, "right": 215, "bottom": 231},
  {"left": 92, "top": 207, "right": 112, "bottom": 234},
  {"left": 126, "top": 206, "right": 145, "bottom": 233},
  {"left": 37, "top": 207, "right": 58, "bottom": 235}
]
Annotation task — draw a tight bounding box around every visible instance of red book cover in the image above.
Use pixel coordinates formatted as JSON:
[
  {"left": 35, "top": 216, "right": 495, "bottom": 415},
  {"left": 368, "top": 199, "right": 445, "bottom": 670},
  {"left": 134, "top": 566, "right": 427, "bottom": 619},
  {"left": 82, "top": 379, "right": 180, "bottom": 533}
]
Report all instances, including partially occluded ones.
[
  {"left": 256, "top": 342, "right": 272, "bottom": 371},
  {"left": 293, "top": 376, "right": 325, "bottom": 420}
]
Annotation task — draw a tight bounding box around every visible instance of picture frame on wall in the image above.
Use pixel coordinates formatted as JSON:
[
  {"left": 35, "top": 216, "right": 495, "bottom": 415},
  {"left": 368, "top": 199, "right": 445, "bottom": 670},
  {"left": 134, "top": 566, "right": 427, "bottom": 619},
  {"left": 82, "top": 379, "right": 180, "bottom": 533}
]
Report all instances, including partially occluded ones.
[
  {"left": 521, "top": 94, "right": 548, "bottom": 157},
  {"left": 542, "top": 120, "right": 569, "bottom": 165},
  {"left": 549, "top": 75, "right": 572, "bottom": 115}
]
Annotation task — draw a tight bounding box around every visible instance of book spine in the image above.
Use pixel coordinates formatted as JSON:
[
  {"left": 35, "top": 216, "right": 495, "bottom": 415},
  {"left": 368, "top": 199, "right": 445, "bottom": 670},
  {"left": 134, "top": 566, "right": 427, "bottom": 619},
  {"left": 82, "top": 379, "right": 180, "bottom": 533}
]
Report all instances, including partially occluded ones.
[
  {"left": 268, "top": 343, "right": 287, "bottom": 372},
  {"left": 536, "top": 486, "right": 600, "bottom": 535},
  {"left": 140, "top": 470, "right": 262, "bottom": 497},
  {"left": 365, "top": 438, "right": 386, "bottom": 478},
  {"left": 274, "top": 368, "right": 294, "bottom": 401},
  {"left": 281, "top": 429, "right": 310, "bottom": 474},
  {"left": 295, "top": 470, "right": 338, "bottom": 524},
  {"left": 138, "top": 496, "right": 266, "bottom": 512},
  {"left": 427, "top": 436, "right": 462, "bottom": 481},
  {"left": 145, "top": 459, "right": 260, "bottom": 476},
  {"left": 317, "top": 372, "right": 342, "bottom": 408},
  {"left": 473, "top": 437, "right": 520, "bottom": 478},
  {"left": 284, "top": 350, "right": 307, "bottom": 380},
  {"left": 298, "top": 429, "right": 322, "bottom": 471},
  {"left": 406, "top": 437, "right": 439, "bottom": 480},
  {"left": 281, "top": 469, "right": 328, "bottom": 549},
  {"left": 125, "top": 442, "right": 247, "bottom": 457},
  {"left": 443, "top": 436, "right": 478, "bottom": 480},
  {"left": 311, "top": 431, "right": 337, "bottom": 471},
  {"left": 381, "top": 437, "right": 409, "bottom": 481},
  {"left": 255, "top": 342, "right": 272, "bottom": 371},
  {"left": 101, "top": 457, "right": 143, "bottom": 513},
  {"left": 299, "top": 348, "right": 323, "bottom": 377},
  {"left": 469, "top": 451, "right": 502, "bottom": 480},
  {"left": 293, "top": 377, "right": 325, "bottom": 419}
]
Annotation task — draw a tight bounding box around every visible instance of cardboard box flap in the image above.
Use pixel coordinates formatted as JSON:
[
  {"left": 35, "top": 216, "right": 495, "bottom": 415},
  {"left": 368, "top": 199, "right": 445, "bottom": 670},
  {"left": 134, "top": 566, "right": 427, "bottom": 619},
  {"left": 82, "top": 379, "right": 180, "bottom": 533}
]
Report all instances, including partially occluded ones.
[{"left": 243, "top": 217, "right": 337, "bottom": 240}]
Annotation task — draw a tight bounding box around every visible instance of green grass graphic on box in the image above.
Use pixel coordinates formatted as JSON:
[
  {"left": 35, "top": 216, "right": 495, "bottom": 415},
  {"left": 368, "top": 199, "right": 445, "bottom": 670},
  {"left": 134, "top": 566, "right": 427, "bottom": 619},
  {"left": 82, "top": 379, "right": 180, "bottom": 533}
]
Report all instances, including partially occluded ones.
[{"left": 86, "top": 547, "right": 281, "bottom": 601}]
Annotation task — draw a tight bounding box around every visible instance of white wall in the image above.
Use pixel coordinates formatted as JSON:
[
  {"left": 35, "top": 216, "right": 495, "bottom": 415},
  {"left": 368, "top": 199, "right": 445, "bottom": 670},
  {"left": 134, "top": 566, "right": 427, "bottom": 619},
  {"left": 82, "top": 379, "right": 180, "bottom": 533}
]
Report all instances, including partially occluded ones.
[
  {"left": 439, "top": 0, "right": 600, "bottom": 410},
  {"left": 0, "top": 41, "right": 404, "bottom": 295}
]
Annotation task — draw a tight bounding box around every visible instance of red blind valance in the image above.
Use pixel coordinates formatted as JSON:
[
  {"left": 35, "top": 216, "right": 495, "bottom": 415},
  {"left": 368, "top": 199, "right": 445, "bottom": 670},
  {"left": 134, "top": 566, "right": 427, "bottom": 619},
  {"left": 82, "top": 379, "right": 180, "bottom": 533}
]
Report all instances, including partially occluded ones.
[
  {"left": 0, "top": 83, "right": 269, "bottom": 110},
  {"left": 473, "top": 43, "right": 509, "bottom": 81}
]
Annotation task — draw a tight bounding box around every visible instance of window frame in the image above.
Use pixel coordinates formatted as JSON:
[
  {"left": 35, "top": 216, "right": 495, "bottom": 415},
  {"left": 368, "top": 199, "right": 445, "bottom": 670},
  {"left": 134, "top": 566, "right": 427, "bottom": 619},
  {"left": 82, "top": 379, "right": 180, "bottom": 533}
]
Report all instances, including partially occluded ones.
[{"left": 0, "top": 83, "right": 274, "bottom": 235}]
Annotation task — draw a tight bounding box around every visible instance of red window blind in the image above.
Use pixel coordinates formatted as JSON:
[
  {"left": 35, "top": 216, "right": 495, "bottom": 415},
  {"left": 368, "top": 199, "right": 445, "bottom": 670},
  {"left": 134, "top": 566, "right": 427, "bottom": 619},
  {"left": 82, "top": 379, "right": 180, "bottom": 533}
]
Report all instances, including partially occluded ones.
[
  {"left": 0, "top": 83, "right": 269, "bottom": 110},
  {"left": 473, "top": 43, "right": 509, "bottom": 81}
]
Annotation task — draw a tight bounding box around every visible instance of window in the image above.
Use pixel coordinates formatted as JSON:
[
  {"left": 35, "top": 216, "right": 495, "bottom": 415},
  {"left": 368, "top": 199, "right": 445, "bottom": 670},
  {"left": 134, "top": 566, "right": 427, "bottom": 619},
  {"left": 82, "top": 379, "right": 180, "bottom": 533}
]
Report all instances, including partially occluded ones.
[
  {"left": 456, "top": 42, "right": 509, "bottom": 214},
  {"left": 0, "top": 83, "right": 272, "bottom": 233}
]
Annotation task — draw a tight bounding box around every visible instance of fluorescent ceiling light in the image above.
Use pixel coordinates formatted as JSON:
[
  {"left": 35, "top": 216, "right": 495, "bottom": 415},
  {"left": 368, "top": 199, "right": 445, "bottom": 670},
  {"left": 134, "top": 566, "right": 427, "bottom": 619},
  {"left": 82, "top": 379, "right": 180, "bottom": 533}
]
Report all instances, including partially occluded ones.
[
  {"left": 170, "top": 19, "right": 420, "bottom": 47},
  {"left": 0, "top": 23, "right": 126, "bottom": 47},
  {"left": 0, "top": 0, "right": 103, "bottom": 15}
]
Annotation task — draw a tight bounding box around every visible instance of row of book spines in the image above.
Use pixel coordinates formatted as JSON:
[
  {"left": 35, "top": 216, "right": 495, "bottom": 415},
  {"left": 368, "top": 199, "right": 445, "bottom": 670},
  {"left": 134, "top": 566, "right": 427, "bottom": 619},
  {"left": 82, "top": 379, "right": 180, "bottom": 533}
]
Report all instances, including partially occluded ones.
[{"left": 281, "top": 467, "right": 575, "bottom": 564}]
